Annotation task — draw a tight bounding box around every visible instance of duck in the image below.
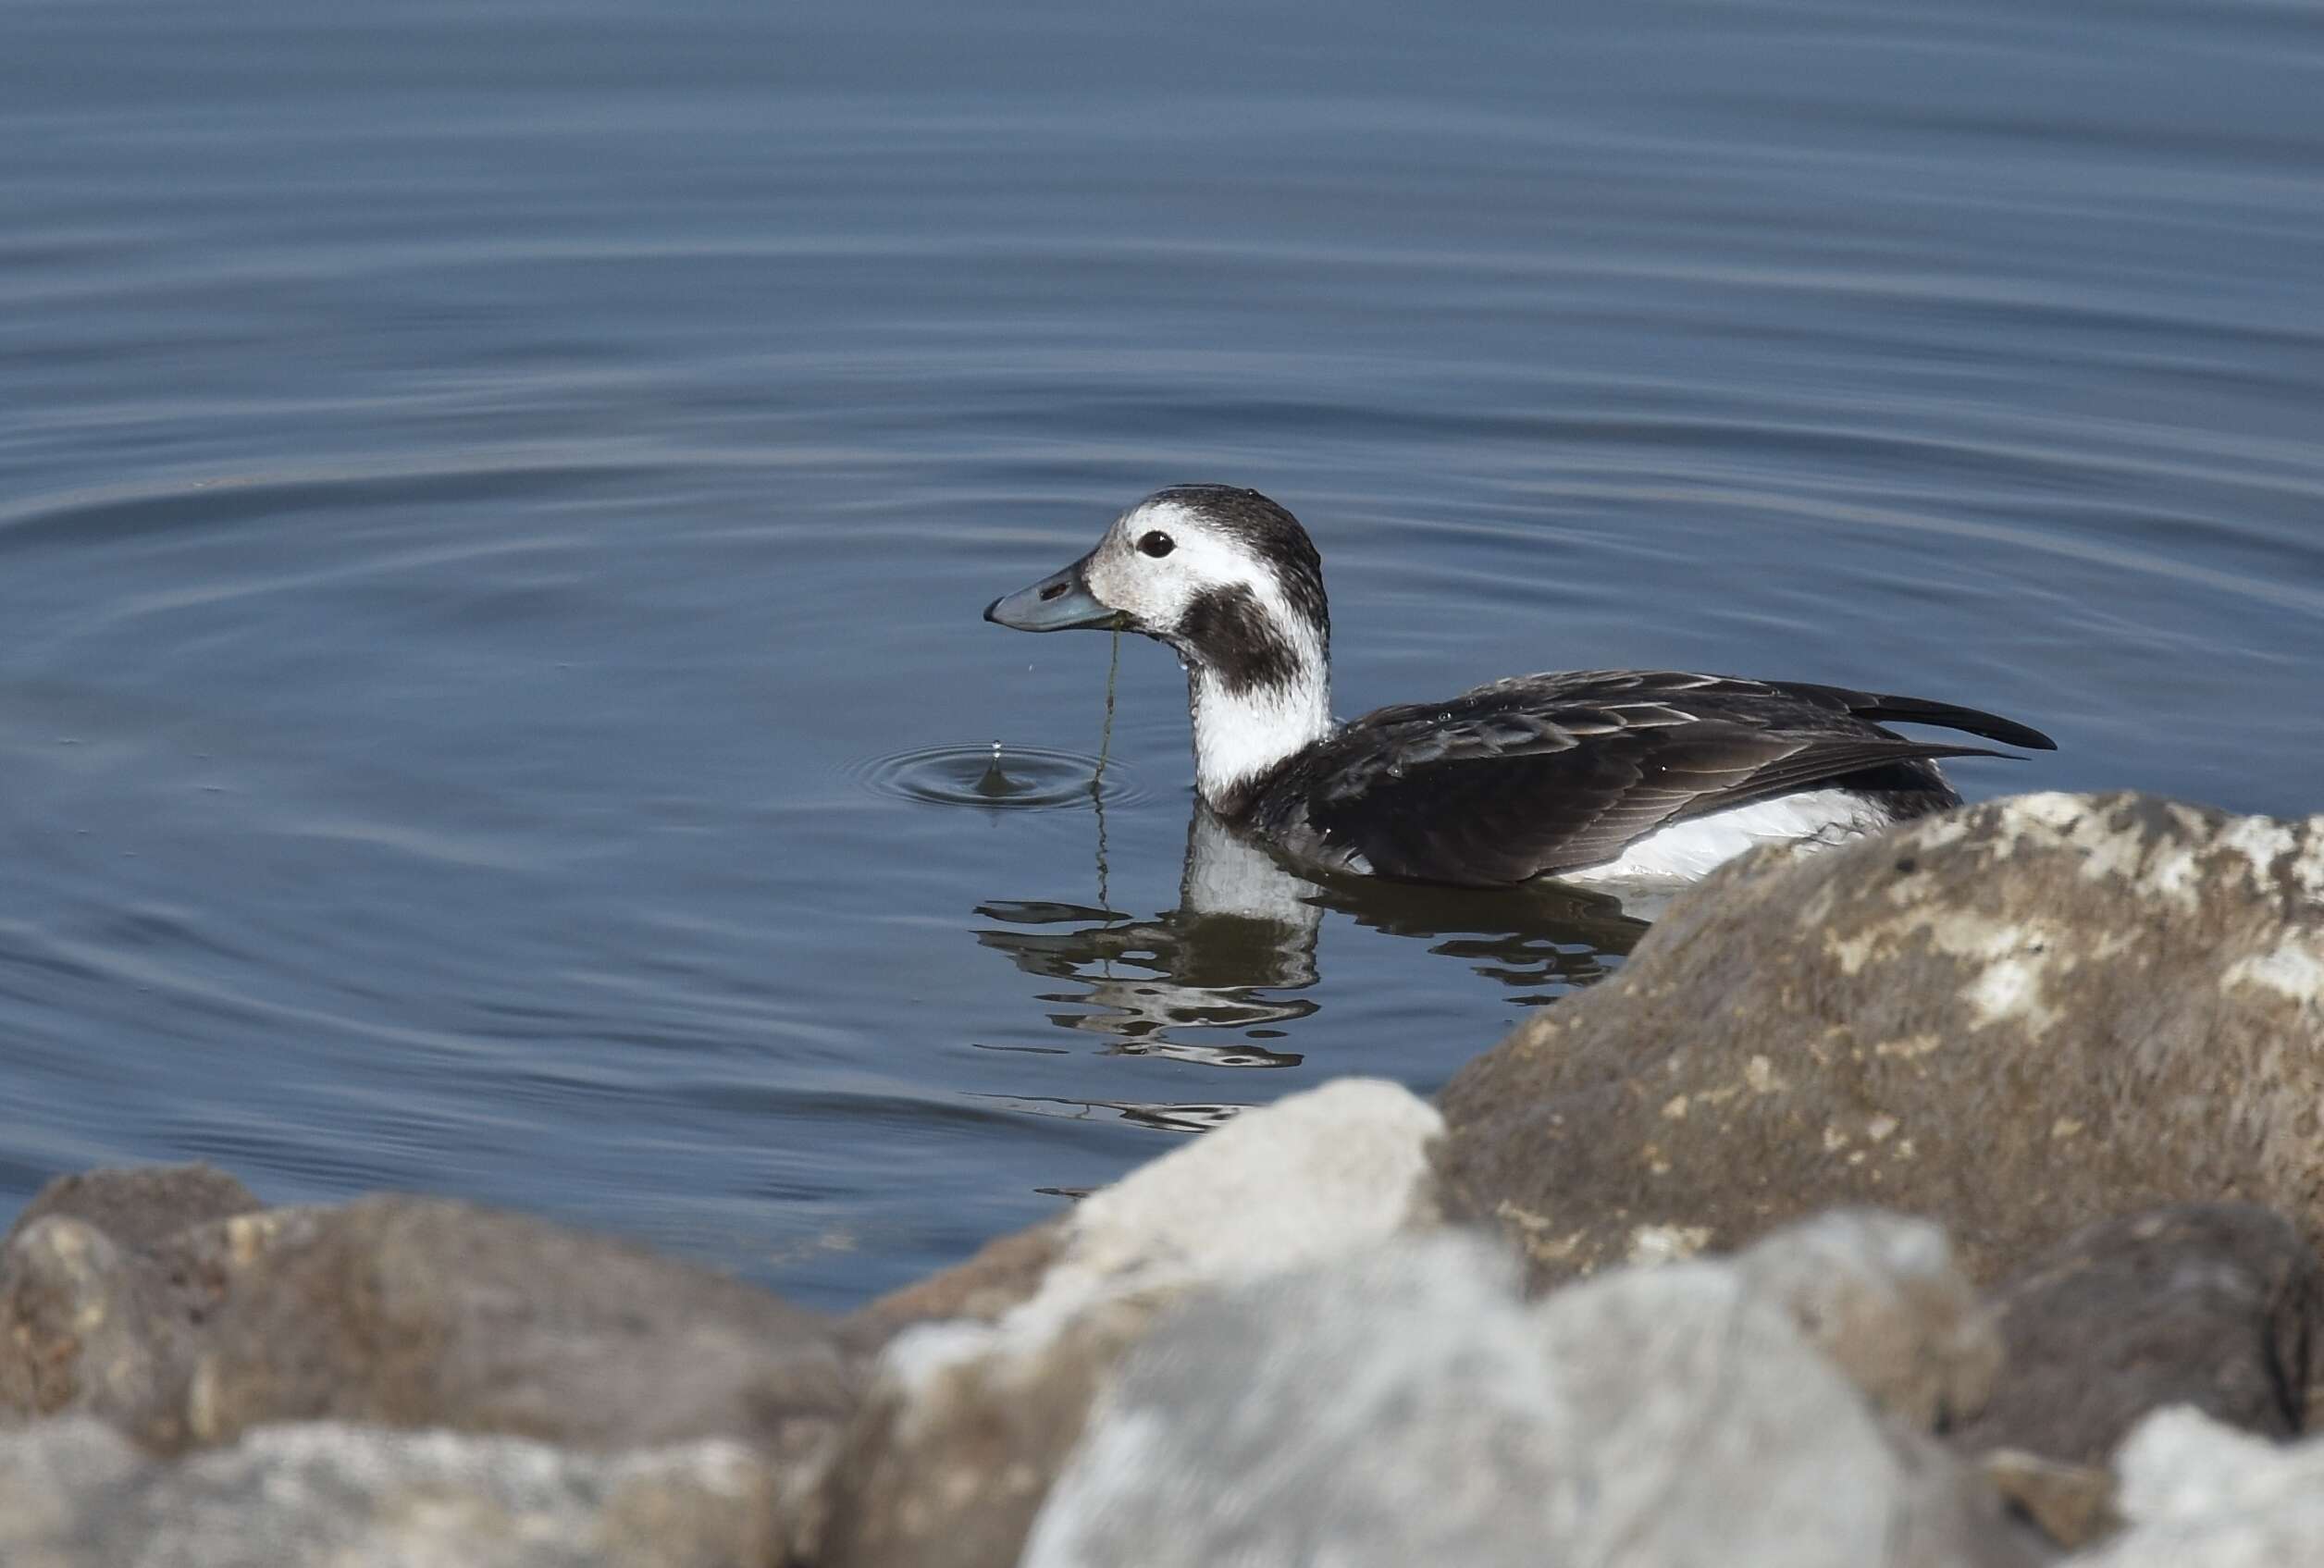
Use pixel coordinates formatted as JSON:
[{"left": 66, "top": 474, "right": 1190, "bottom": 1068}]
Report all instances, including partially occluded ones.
[{"left": 983, "top": 485, "right": 2056, "bottom": 888}]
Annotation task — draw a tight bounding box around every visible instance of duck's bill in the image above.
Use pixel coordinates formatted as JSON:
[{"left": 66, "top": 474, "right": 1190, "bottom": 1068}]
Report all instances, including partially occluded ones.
[{"left": 983, "top": 559, "right": 1123, "bottom": 632}]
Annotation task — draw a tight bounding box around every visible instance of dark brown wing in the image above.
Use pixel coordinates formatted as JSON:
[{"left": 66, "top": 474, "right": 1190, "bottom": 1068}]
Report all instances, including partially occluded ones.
[{"left": 1278, "top": 671, "right": 2048, "bottom": 886}]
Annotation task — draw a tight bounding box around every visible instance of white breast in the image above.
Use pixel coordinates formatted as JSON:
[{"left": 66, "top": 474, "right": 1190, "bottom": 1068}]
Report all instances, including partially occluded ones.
[{"left": 1561, "top": 788, "right": 1898, "bottom": 884}]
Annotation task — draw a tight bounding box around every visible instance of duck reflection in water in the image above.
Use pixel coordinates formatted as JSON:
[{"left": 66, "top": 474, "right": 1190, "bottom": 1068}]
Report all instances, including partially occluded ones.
[{"left": 973, "top": 802, "right": 1650, "bottom": 1077}]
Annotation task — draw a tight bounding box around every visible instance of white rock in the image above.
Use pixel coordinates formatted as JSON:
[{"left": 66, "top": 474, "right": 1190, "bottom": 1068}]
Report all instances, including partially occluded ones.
[
  {"left": 1021, "top": 1234, "right": 1579, "bottom": 1568},
  {"left": 817, "top": 1079, "right": 1449, "bottom": 1568},
  {"left": 1025, "top": 1224, "right": 2034, "bottom": 1568},
  {"left": 884, "top": 1077, "right": 1442, "bottom": 1389},
  {"left": 2069, "top": 1405, "right": 2324, "bottom": 1566},
  {"left": 0, "top": 1417, "right": 779, "bottom": 1568}
]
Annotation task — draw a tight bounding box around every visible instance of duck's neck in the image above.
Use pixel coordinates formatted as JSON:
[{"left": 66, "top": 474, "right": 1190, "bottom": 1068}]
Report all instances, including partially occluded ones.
[{"left": 1188, "top": 659, "right": 1333, "bottom": 817}]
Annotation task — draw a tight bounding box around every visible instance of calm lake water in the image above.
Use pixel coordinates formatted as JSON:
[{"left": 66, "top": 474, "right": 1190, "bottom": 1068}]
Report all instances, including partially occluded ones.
[{"left": 4, "top": 0, "right": 2320, "bottom": 1308}]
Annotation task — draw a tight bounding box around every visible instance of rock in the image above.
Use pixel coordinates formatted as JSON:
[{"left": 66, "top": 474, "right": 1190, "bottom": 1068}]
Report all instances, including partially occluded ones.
[
  {"left": 2069, "top": 1405, "right": 2324, "bottom": 1565},
  {"left": 1437, "top": 793, "right": 2324, "bottom": 1290},
  {"left": 0, "top": 1204, "right": 312, "bottom": 1442},
  {"left": 184, "top": 1196, "right": 854, "bottom": 1460},
  {"left": 1735, "top": 1208, "right": 2000, "bottom": 1430},
  {"left": 839, "top": 1216, "right": 1068, "bottom": 1352},
  {"left": 1981, "top": 1451, "right": 2119, "bottom": 1550},
  {"left": 805, "top": 1078, "right": 1444, "bottom": 1568},
  {"left": 3, "top": 1179, "right": 857, "bottom": 1462},
  {"left": 0, "top": 1166, "right": 281, "bottom": 1439},
  {"left": 1022, "top": 1229, "right": 2045, "bottom": 1568},
  {"left": 806, "top": 1298, "right": 1153, "bottom": 1568},
  {"left": 1, "top": 1217, "right": 175, "bottom": 1435},
  {"left": 0, "top": 1417, "right": 144, "bottom": 1567},
  {"left": 1952, "top": 1205, "right": 2323, "bottom": 1465},
  {"left": 0, "top": 1415, "right": 783, "bottom": 1568},
  {"left": 3, "top": 1165, "right": 262, "bottom": 1253}
]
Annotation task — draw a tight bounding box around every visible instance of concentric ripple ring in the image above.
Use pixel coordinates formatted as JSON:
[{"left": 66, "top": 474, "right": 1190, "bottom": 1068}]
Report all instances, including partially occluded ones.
[{"left": 852, "top": 745, "right": 1149, "bottom": 810}]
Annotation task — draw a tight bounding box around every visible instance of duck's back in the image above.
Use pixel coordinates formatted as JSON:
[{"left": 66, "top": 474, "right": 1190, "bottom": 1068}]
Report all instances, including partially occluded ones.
[{"left": 1242, "top": 669, "right": 2053, "bottom": 886}]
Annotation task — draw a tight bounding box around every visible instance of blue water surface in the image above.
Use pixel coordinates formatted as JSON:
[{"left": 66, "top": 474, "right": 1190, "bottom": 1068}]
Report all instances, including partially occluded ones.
[{"left": 3, "top": 0, "right": 2319, "bottom": 1307}]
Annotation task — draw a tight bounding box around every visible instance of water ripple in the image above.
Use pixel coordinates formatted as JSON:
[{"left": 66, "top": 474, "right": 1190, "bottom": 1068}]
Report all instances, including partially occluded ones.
[{"left": 851, "top": 744, "right": 1149, "bottom": 811}]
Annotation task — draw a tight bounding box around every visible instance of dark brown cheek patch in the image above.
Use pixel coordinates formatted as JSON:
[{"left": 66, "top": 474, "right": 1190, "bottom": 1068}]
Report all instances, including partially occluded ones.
[{"left": 1180, "top": 585, "right": 1304, "bottom": 696}]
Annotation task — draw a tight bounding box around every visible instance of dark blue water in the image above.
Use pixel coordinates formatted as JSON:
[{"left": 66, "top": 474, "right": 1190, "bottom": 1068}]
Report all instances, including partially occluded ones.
[{"left": 4, "top": 0, "right": 2319, "bottom": 1307}]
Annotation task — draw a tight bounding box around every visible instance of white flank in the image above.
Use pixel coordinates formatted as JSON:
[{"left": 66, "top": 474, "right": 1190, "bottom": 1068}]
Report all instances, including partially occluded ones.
[{"left": 1562, "top": 788, "right": 1897, "bottom": 883}]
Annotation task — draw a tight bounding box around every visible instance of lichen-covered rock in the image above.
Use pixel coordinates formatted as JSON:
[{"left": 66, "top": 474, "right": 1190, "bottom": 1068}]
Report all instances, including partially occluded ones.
[
  {"left": 0, "top": 1167, "right": 302, "bottom": 1443},
  {"left": 2068, "top": 1405, "right": 2324, "bottom": 1565},
  {"left": 0, "top": 1416, "right": 784, "bottom": 1568},
  {"left": 1953, "top": 1206, "right": 2322, "bottom": 1465},
  {"left": 1, "top": 1217, "right": 182, "bottom": 1438},
  {"left": 1438, "top": 793, "right": 2324, "bottom": 1289},
  {"left": 1023, "top": 1228, "right": 2045, "bottom": 1568},
  {"left": 805, "top": 1078, "right": 1444, "bottom": 1568}
]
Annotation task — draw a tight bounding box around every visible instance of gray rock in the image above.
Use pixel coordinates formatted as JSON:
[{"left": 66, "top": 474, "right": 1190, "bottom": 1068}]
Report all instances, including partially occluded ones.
[
  {"left": 0, "top": 1415, "right": 783, "bottom": 1568},
  {"left": 184, "top": 1195, "right": 854, "bottom": 1461},
  {"left": 1024, "top": 1230, "right": 2045, "bottom": 1568},
  {"left": 0, "top": 1207, "right": 313, "bottom": 1443},
  {"left": 3, "top": 1179, "right": 858, "bottom": 1463},
  {"left": 806, "top": 1078, "right": 1445, "bottom": 1568},
  {"left": 1953, "top": 1205, "right": 2323, "bottom": 1464},
  {"left": 1, "top": 1217, "right": 178, "bottom": 1435},
  {"left": 2070, "top": 1405, "right": 2324, "bottom": 1566},
  {"left": 0, "top": 1167, "right": 280, "bottom": 1440},
  {"left": 3, "top": 1165, "right": 262, "bottom": 1253},
  {"left": 1437, "top": 792, "right": 2324, "bottom": 1290},
  {"left": 0, "top": 1417, "right": 145, "bottom": 1568}
]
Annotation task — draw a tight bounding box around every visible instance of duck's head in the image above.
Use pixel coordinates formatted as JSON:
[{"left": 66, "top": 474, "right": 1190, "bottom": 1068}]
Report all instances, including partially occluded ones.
[
  {"left": 985, "top": 486, "right": 1335, "bottom": 812},
  {"left": 984, "top": 485, "right": 1329, "bottom": 689}
]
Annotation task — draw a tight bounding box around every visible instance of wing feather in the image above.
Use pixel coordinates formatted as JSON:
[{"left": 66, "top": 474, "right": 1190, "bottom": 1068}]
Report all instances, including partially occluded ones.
[{"left": 1278, "top": 670, "right": 2046, "bottom": 886}]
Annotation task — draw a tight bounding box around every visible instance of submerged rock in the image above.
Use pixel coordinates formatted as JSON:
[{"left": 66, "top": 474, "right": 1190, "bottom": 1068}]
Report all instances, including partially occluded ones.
[
  {"left": 1438, "top": 792, "right": 2324, "bottom": 1290},
  {"left": 0, "top": 1416, "right": 784, "bottom": 1568},
  {"left": 805, "top": 1078, "right": 1445, "bottom": 1568},
  {"left": 1023, "top": 1222, "right": 2044, "bottom": 1568},
  {"left": 1950, "top": 1204, "right": 2323, "bottom": 1465}
]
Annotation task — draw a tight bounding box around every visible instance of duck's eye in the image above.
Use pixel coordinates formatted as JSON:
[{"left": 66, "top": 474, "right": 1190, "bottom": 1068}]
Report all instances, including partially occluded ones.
[{"left": 1138, "top": 531, "right": 1175, "bottom": 559}]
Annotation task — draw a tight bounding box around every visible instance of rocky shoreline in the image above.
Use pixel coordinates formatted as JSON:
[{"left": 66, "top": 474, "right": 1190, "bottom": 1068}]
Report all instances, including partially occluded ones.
[{"left": 5, "top": 790, "right": 2320, "bottom": 1566}]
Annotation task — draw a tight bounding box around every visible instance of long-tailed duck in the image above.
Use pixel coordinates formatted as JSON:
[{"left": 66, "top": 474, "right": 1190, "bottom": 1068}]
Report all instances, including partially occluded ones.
[{"left": 984, "top": 485, "right": 2054, "bottom": 887}]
